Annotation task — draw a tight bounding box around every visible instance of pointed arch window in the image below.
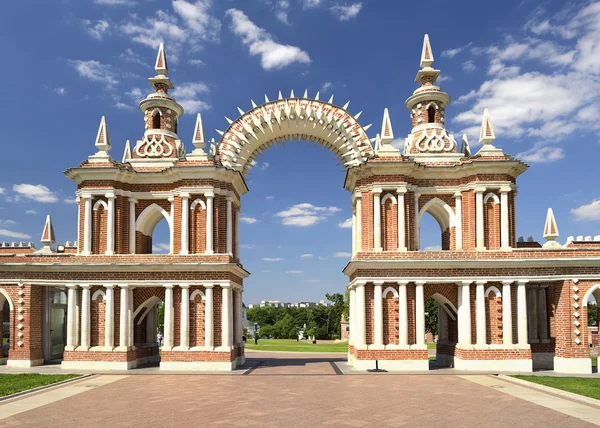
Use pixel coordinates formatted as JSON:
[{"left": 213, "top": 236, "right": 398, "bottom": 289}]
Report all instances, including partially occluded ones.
[
  {"left": 152, "top": 109, "right": 161, "bottom": 130},
  {"left": 427, "top": 106, "right": 436, "bottom": 123}
]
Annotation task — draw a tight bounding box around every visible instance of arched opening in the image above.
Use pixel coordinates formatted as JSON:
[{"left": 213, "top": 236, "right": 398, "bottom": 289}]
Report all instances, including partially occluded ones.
[
  {"left": 427, "top": 105, "right": 436, "bottom": 123},
  {"left": 419, "top": 198, "right": 455, "bottom": 251},
  {"left": 1, "top": 293, "right": 11, "bottom": 362},
  {"left": 92, "top": 199, "right": 108, "bottom": 254},
  {"left": 133, "top": 292, "right": 164, "bottom": 366},
  {"left": 152, "top": 109, "right": 161, "bottom": 129},
  {"left": 135, "top": 203, "right": 172, "bottom": 254}
]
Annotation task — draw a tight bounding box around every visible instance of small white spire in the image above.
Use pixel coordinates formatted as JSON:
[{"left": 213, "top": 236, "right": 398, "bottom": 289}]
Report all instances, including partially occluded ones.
[
  {"left": 187, "top": 113, "right": 208, "bottom": 161},
  {"left": 420, "top": 34, "right": 434, "bottom": 68},
  {"left": 38, "top": 214, "right": 56, "bottom": 254},
  {"left": 303, "top": 89, "right": 308, "bottom": 98},
  {"left": 155, "top": 42, "right": 168, "bottom": 75},
  {"left": 237, "top": 107, "right": 245, "bottom": 116},
  {"left": 290, "top": 89, "right": 295, "bottom": 98},
  {"left": 328, "top": 94, "right": 334, "bottom": 104},
  {"left": 461, "top": 134, "right": 471, "bottom": 157},
  {"left": 342, "top": 101, "right": 350, "bottom": 110},
  {"left": 543, "top": 208, "right": 561, "bottom": 248},
  {"left": 251, "top": 99, "right": 257, "bottom": 109},
  {"left": 479, "top": 108, "right": 496, "bottom": 145},
  {"left": 380, "top": 108, "right": 394, "bottom": 144},
  {"left": 122, "top": 140, "right": 131, "bottom": 162},
  {"left": 95, "top": 116, "right": 111, "bottom": 152},
  {"left": 264, "top": 94, "right": 270, "bottom": 103},
  {"left": 314, "top": 91, "right": 320, "bottom": 101}
]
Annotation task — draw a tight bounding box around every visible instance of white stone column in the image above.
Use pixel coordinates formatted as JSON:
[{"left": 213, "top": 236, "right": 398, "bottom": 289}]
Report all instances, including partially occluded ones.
[
  {"left": 226, "top": 196, "right": 233, "bottom": 255},
  {"left": 168, "top": 197, "right": 175, "bottom": 254},
  {"left": 373, "top": 189, "right": 382, "bottom": 252},
  {"left": 75, "top": 290, "right": 80, "bottom": 347},
  {"left": 349, "top": 286, "right": 356, "bottom": 344},
  {"left": 82, "top": 195, "right": 92, "bottom": 255},
  {"left": 475, "top": 187, "right": 486, "bottom": 250},
  {"left": 163, "top": 284, "right": 174, "bottom": 349},
  {"left": 502, "top": 281, "right": 513, "bottom": 345},
  {"left": 119, "top": 285, "right": 129, "bottom": 349},
  {"left": 205, "top": 285, "right": 214, "bottom": 349},
  {"left": 414, "top": 191, "right": 421, "bottom": 250},
  {"left": 129, "top": 198, "right": 137, "bottom": 254},
  {"left": 454, "top": 192, "right": 463, "bottom": 250},
  {"left": 398, "top": 281, "right": 408, "bottom": 346},
  {"left": 234, "top": 289, "right": 242, "bottom": 345},
  {"left": 500, "top": 186, "right": 511, "bottom": 249},
  {"left": 476, "top": 281, "right": 487, "bottom": 345},
  {"left": 538, "top": 288, "right": 549, "bottom": 341},
  {"left": 128, "top": 287, "right": 134, "bottom": 347},
  {"left": 66, "top": 285, "right": 77, "bottom": 349},
  {"left": 373, "top": 281, "right": 384, "bottom": 346},
  {"left": 179, "top": 284, "right": 190, "bottom": 349},
  {"left": 180, "top": 193, "right": 190, "bottom": 255},
  {"left": 517, "top": 281, "right": 528, "bottom": 345},
  {"left": 397, "top": 188, "right": 407, "bottom": 251},
  {"left": 458, "top": 282, "right": 472, "bottom": 345},
  {"left": 76, "top": 196, "right": 81, "bottom": 253},
  {"left": 355, "top": 282, "right": 366, "bottom": 347},
  {"left": 415, "top": 281, "right": 425, "bottom": 346},
  {"left": 529, "top": 287, "right": 538, "bottom": 341},
  {"left": 234, "top": 209, "right": 240, "bottom": 259},
  {"left": 80, "top": 284, "right": 91, "bottom": 349},
  {"left": 105, "top": 193, "right": 115, "bottom": 255},
  {"left": 351, "top": 204, "right": 357, "bottom": 257},
  {"left": 221, "top": 284, "right": 233, "bottom": 348},
  {"left": 104, "top": 285, "right": 115, "bottom": 349},
  {"left": 205, "top": 193, "right": 214, "bottom": 254},
  {"left": 356, "top": 194, "right": 362, "bottom": 252}
]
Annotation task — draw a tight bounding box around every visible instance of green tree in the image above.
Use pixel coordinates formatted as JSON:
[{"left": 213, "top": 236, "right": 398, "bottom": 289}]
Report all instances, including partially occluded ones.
[
  {"left": 588, "top": 302, "right": 598, "bottom": 326},
  {"left": 424, "top": 298, "right": 439, "bottom": 337},
  {"left": 157, "top": 303, "right": 164, "bottom": 334}
]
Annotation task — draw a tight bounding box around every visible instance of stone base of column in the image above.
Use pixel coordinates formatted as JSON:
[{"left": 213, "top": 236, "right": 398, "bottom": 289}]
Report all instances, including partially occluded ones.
[
  {"left": 453, "top": 345, "right": 533, "bottom": 372},
  {"left": 6, "top": 359, "right": 44, "bottom": 368},
  {"left": 0, "top": 357, "right": 7, "bottom": 365},
  {"left": 553, "top": 356, "right": 592, "bottom": 374}
]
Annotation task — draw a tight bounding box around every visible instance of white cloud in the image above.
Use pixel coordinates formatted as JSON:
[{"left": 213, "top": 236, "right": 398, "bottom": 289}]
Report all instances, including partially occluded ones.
[
  {"left": 263, "top": 257, "right": 284, "bottom": 262},
  {"left": 441, "top": 43, "right": 472, "bottom": 58},
  {"left": 94, "top": 0, "right": 135, "bottom": 5},
  {"left": 516, "top": 142, "right": 565, "bottom": 163},
  {"left": 69, "top": 60, "right": 119, "bottom": 88},
  {"left": 25, "top": 210, "right": 38, "bottom": 215},
  {"left": 304, "top": 279, "right": 321, "bottom": 283},
  {"left": 226, "top": 8, "right": 311, "bottom": 70},
  {"left": 126, "top": 87, "right": 143, "bottom": 99},
  {"left": 423, "top": 245, "right": 442, "bottom": 251},
  {"left": 85, "top": 19, "right": 109, "bottom": 40},
  {"left": 330, "top": 3, "right": 363, "bottom": 21},
  {"left": 0, "top": 220, "right": 16, "bottom": 226},
  {"left": 338, "top": 218, "right": 352, "bottom": 228},
  {"left": 274, "top": 0, "right": 290, "bottom": 24},
  {"left": 572, "top": 200, "right": 600, "bottom": 221},
  {"left": 320, "top": 81, "right": 333, "bottom": 93},
  {"left": 265, "top": 196, "right": 274, "bottom": 200},
  {"left": 240, "top": 244, "right": 255, "bottom": 249},
  {"left": 64, "top": 198, "right": 78, "bottom": 205},
  {"left": 287, "top": 270, "right": 304, "bottom": 274},
  {"left": 276, "top": 203, "right": 341, "bottom": 227},
  {"left": 152, "top": 243, "right": 171, "bottom": 253},
  {"left": 240, "top": 216, "right": 257, "bottom": 224},
  {"left": 119, "top": 48, "right": 147, "bottom": 66},
  {"left": 436, "top": 75, "right": 452, "bottom": 83},
  {"left": 301, "top": 0, "right": 321, "bottom": 8},
  {"left": 261, "top": 270, "right": 272, "bottom": 273},
  {"left": 188, "top": 59, "right": 205, "bottom": 67},
  {"left": 300, "top": 253, "right": 313, "bottom": 258},
  {"left": 12, "top": 184, "right": 58, "bottom": 203},
  {"left": 115, "top": 102, "right": 133, "bottom": 110},
  {"left": 0, "top": 188, "right": 4, "bottom": 195},
  {"left": 462, "top": 60, "right": 477, "bottom": 73},
  {"left": 172, "top": 82, "right": 211, "bottom": 113},
  {"left": 0, "top": 229, "right": 31, "bottom": 239},
  {"left": 54, "top": 87, "right": 67, "bottom": 96},
  {"left": 333, "top": 251, "right": 352, "bottom": 258}
]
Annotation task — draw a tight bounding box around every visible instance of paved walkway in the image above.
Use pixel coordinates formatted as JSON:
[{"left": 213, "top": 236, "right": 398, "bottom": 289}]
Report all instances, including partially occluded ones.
[{"left": 1, "top": 353, "right": 599, "bottom": 427}]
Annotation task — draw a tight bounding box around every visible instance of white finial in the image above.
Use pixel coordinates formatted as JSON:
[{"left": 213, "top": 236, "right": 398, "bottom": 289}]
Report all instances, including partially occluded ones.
[
  {"left": 237, "top": 107, "right": 245, "bottom": 116},
  {"left": 303, "top": 89, "right": 308, "bottom": 98},
  {"left": 314, "top": 91, "right": 320, "bottom": 101},
  {"left": 251, "top": 99, "right": 257, "bottom": 109},
  {"left": 95, "top": 116, "right": 111, "bottom": 152},
  {"left": 122, "top": 140, "right": 131, "bottom": 162},
  {"left": 543, "top": 208, "right": 561, "bottom": 248},
  {"left": 188, "top": 113, "right": 208, "bottom": 161},
  {"left": 420, "top": 34, "right": 434, "bottom": 68},
  {"left": 264, "top": 94, "right": 270, "bottom": 103},
  {"left": 38, "top": 214, "right": 56, "bottom": 254},
  {"left": 155, "top": 42, "right": 168, "bottom": 75},
  {"left": 328, "top": 95, "right": 334, "bottom": 104},
  {"left": 479, "top": 108, "right": 496, "bottom": 145},
  {"left": 290, "top": 89, "right": 295, "bottom": 98},
  {"left": 380, "top": 108, "right": 394, "bottom": 145},
  {"left": 278, "top": 90, "right": 283, "bottom": 100},
  {"left": 461, "top": 134, "right": 471, "bottom": 157},
  {"left": 342, "top": 101, "right": 350, "bottom": 110}
]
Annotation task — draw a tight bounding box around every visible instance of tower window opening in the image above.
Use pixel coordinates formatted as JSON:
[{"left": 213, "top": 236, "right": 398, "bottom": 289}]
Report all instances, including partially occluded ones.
[
  {"left": 152, "top": 110, "right": 161, "bottom": 130},
  {"left": 427, "top": 106, "right": 436, "bottom": 123}
]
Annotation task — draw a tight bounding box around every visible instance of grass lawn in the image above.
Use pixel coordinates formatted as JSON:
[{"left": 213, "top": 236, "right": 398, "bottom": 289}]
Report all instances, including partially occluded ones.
[
  {"left": 512, "top": 375, "right": 600, "bottom": 400},
  {"left": 427, "top": 342, "right": 437, "bottom": 350},
  {"left": 592, "top": 357, "right": 597, "bottom": 368},
  {"left": 245, "top": 339, "right": 348, "bottom": 353},
  {"left": 0, "top": 374, "right": 81, "bottom": 397}
]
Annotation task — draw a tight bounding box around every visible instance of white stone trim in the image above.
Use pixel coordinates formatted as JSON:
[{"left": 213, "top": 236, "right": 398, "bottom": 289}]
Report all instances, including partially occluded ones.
[
  {"left": 61, "top": 360, "right": 140, "bottom": 370},
  {"left": 418, "top": 197, "right": 455, "bottom": 231},
  {"left": 454, "top": 357, "right": 532, "bottom": 372},
  {"left": 485, "top": 285, "right": 502, "bottom": 298},
  {"left": 582, "top": 283, "right": 600, "bottom": 306},
  {"left": 0, "top": 287, "right": 15, "bottom": 310},
  {"left": 135, "top": 296, "right": 162, "bottom": 325},
  {"left": 553, "top": 356, "right": 592, "bottom": 374},
  {"left": 135, "top": 203, "right": 172, "bottom": 236},
  {"left": 190, "top": 289, "right": 206, "bottom": 301},
  {"left": 429, "top": 292, "right": 457, "bottom": 320},
  {"left": 380, "top": 193, "right": 397, "bottom": 205},
  {"left": 91, "top": 289, "right": 106, "bottom": 302},
  {"left": 190, "top": 198, "right": 206, "bottom": 210},
  {"left": 382, "top": 286, "right": 398, "bottom": 298},
  {"left": 92, "top": 199, "right": 108, "bottom": 211},
  {"left": 483, "top": 192, "right": 500, "bottom": 205},
  {"left": 7, "top": 359, "right": 44, "bottom": 368}
]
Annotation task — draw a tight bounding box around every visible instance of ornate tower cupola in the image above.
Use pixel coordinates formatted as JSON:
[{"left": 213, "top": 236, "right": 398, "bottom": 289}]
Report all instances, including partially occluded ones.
[
  {"left": 132, "top": 43, "right": 185, "bottom": 165},
  {"left": 403, "top": 35, "right": 459, "bottom": 160}
]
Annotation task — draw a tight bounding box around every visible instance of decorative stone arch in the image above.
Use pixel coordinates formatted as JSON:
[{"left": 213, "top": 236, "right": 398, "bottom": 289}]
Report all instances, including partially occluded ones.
[
  {"left": 582, "top": 284, "right": 600, "bottom": 307},
  {"left": 190, "top": 289, "right": 206, "bottom": 301},
  {"left": 382, "top": 286, "right": 398, "bottom": 298},
  {"left": 190, "top": 199, "right": 206, "bottom": 211},
  {"left": 485, "top": 286, "right": 502, "bottom": 298},
  {"left": 0, "top": 287, "right": 14, "bottom": 311},
  {"left": 380, "top": 194, "right": 397, "bottom": 205},
  {"left": 418, "top": 197, "right": 455, "bottom": 231},
  {"left": 216, "top": 94, "right": 374, "bottom": 174},
  {"left": 429, "top": 292, "right": 457, "bottom": 320},
  {"left": 484, "top": 193, "right": 500, "bottom": 205},
  {"left": 91, "top": 289, "right": 106, "bottom": 301},
  {"left": 93, "top": 199, "right": 108, "bottom": 211},
  {"left": 135, "top": 296, "right": 162, "bottom": 325},
  {"left": 136, "top": 203, "right": 172, "bottom": 236}
]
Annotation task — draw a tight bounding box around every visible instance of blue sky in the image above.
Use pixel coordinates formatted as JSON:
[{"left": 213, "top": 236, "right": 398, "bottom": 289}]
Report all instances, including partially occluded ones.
[{"left": 1, "top": 0, "right": 600, "bottom": 304}]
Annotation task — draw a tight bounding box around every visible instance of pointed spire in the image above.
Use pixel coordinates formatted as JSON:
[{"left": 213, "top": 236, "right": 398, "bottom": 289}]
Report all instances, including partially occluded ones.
[
  {"left": 303, "top": 89, "right": 308, "bottom": 99},
  {"left": 251, "top": 99, "right": 257, "bottom": 109},
  {"left": 290, "top": 89, "right": 295, "bottom": 98},
  {"left": 122, "top": 140, "right": 132, "bottom": 162},
  {"left": 328, "top": 95, "right": 334, "bottom": 104},
  {"left": 95, "top": 116, "right": 111, "bottom": 152},
  {"left": 420, "top": 34, "right": 434, "bottom": 68},
  {"left": 314, "top": 91, "right": 320, "bottom": 101},
  {"left": 155, "top": 43, "right": 168, "bottom": 75},
  {"left": 479, "top": 108, "right": 496, "bottom": 145},
  {"left": 380, "top": 108, "right": 394, "bottom": 144},
  {"left": 225, "top": 116, "right": 234, "bottom": 125},
  {"left": 193, "top": 113, "right": 206, "bottom": 149},
  {"left": 543, "top": 208, "right": 561, "bottom": 248},
  {"left": 41, "top": 215, "right": 56, "bottom": 245},
  {"left": 237, "top": 107, "right": 245, "bottom": 116},
  {"left": 461, "top": 134, "right": 471, "bottom": 157},
  {"left": 264, "top": 94, "right": 270, "bottom": 103},
  {"left": 342, "top": 101, "right": 350, "bottom": 110},
  {"left": 278, "top": 90, "right": 283, "bottom": 100}
]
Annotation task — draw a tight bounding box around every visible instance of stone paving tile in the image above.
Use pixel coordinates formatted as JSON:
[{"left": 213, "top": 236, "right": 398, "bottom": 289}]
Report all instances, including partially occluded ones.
[{"left": 1, "top": 370, "right": 595, "bottom": 427}]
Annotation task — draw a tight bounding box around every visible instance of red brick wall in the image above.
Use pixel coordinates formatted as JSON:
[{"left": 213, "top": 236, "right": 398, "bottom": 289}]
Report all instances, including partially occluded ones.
[
  {"left": 189, "top": 293, "right": 205, "bottom": 347},
  {"left": 486, "top": 291, "right": 502, "bottom": 344},
  {"left": 381, "top": 196, "right": 397, "bottom": 251},
  {"left": 484, "top": 197, "right": 500, "bottom": 250},
  {"left": 361, "top": 192, "right": 373, "bottom": 251},
  {"left": 365, "top": 285, "right": 374, "bottom": 345},
  {"left": 92, "top": 204, "right": 107, "bottom": 255},
  {"left": 383, "top": 292, "right": 398, "bottom": 345},
  {"left": 190, "top": 200, "right": 207, "bottom": 254},
  {"left": 462, "top": 191, "right": 476, "bottom": 250},
  {"left": 90, "top": 287, "right": 106, "bottom": 347}
]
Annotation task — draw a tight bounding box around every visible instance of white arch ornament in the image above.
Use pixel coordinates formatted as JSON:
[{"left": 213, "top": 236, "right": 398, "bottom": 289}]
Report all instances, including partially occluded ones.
[
  {"left": 0, "top": 287, "right": 14, "bottom": 311},
  {"left": 136, "top": 203, "right": 172, "bottom": 236},
  {"left": 418, "top": 197, "right": 455, "bottom": 231},
  {"left": 216, "top": 93, "right": 374, "bottom": 174},
  {"left": 582, "top": 284, "right": 600, "bottom": 307}
]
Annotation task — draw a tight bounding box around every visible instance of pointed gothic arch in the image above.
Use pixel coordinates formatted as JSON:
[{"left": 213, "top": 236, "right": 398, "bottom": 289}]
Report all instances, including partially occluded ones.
[
  {"left": 136, "top": 203, "right": 172, "bottom": 236},
  {"left": 0, "top": 287, "right": 14, "bottom": 311},
  {"left": 216, "top": 95, "right": 374, "bottom": 174}
]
